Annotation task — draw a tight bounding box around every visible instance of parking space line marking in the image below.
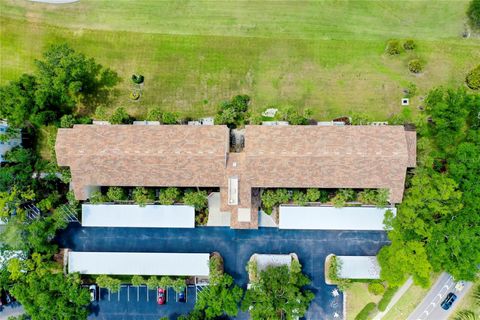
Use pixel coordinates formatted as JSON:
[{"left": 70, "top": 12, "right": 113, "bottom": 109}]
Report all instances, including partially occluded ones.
[
  {"left": 127, "top": 285, "right": 130, "bottom": 302},
  {"left": 108, "top": 288, "right": 110, "bottom": 301},
  {"left": 147, "top": 288, "right": 149, "bottom": 302},
  {"left": 118, "top": 287, "right": 120, "bottom": 301},
  {"left": 137, "top": 286, "right": 139, "bottom": 302}
]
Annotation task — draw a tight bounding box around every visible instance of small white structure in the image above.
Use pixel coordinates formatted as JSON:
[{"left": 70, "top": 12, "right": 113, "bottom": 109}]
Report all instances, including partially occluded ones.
[
  {"left": 187, "top": 117, "right": 214, "bottom": 126},
  {"left": 337, "top": 256, "right": 381, "bottom": 279},
  {"left": 279, "top": 206, "right": 395, "bottom": 230},
  {"left": 81, "top": 204, "right": 195, "bottom": 228},
  {"left": 317, "top": 121, "right": 345, "bottom": 126},
  {"left": 401, "top": 98, "right": 409, "bottom": 106},
  {"left": 261, "top": 108, "right": 278, "bottom": 118},
  {"left": 68, "top": 252, "right": 210, "bottom": 276},
  {"left": 228, "top": 176, "right": 239, "bottom": 205},
  {"left": 133, "top": 121, "right": 161, "bottom": 125},
  {"left": 92, "top": 121, "right": 111, "bottom": 125},
  {"left": 261, "top": 121, "right": 289, "bottom": 126},
  {"left": 0, "top": 121, "right": 22, "bottom": 163}
]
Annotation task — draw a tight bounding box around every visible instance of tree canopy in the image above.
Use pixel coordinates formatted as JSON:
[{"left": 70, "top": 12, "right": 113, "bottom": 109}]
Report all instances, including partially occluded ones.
[{"left": 241, "top": 261, "right": 314, "bottom": 320}]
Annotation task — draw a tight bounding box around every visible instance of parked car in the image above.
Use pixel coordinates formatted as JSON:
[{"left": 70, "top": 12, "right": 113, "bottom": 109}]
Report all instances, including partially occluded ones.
[
  {"left": 157, "top": 288, "right": 166, "bottom": 305},
  {"left": 89, "top": 285, "right": 98, "bottom": 302},
  {"left": 441, "top": 292, "right": 457, "bottom": 310},
  {"left": 177, "top": 287, "right": 186, "bottom": 303}
]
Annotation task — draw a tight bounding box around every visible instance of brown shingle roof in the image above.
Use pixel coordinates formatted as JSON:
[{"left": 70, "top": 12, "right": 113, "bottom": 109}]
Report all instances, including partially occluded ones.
[
  {"left": 56, "top": 125, "right": 229, "bottom": 199},
  {"left": 56, "top": 124, "right": 416, "bottom": 226},
  {"left": 243, "top": 125, "right": 414, "bottom": 203}
]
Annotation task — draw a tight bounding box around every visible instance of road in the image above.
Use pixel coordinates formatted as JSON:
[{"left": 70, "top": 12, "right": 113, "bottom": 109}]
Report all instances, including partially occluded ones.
[
  {"left": 407, "top": 272, "right": 473, "bottom": 320},
  {"left": 56, "top": 225, "right": 389, "bottom": 319}
]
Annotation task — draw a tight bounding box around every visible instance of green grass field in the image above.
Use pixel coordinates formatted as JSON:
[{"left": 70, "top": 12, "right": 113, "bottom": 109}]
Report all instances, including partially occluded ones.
[{"left": 1, "top": 0, "right": 479, "bottom": 120}]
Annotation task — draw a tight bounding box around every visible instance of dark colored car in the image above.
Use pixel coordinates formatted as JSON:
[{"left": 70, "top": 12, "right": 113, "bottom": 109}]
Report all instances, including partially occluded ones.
[
  {"left": 441, "top": 292, "right": 457, "bottom": 310},
  {"left": 177, "top": 287, "right": 186, "bottom": 303},
  {"left": 157, "top": 288, "right": 166, "bottom": 305}
]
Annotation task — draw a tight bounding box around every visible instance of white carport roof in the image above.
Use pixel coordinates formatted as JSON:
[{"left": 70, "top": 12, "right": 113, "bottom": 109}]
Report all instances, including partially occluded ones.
[
  {"left": 82, "top": 204, "right": 195, "bottom": 228},
  {"left": 279, "top": 206, "right": 395, "bottom": 230},
  {"left": 254, "top": 254, "right": 293, "bottom": 272},
  {"left": 68, "top": 252, "right": 210, "bottom": 276},
  {"left": 337, "top": 256, "right": 381, "bottom": 279}
]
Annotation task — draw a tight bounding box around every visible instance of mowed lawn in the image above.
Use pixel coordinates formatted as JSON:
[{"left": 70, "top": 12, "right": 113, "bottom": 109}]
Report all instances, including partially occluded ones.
[{"left": 1, "top": 0, "right": 479, "bottom": 119}]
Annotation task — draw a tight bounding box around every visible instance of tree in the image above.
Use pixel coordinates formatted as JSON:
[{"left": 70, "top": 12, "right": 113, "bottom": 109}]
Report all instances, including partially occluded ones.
[
  {"left": 132, "top": 187, "right": 154, "bottom": 207},
  {"left": 467, "top": 0, "right": 480, "bottom": 29},
  {"left": 378, "top": 240, "right": 432, "bottom": 288},
  {"left": 96, "top": 275, "right": 121, "bottom": 293},
  {"left": 306, "top": 188, "right": 320, "bottom": 202},
  {"left": 146, "top": 107, "right": 162, "bottom": 121},
  {"left": 454, "top": 310, "right": 478, "bottom": 320},
  {"left": 34, "top": 43, "right": 119, "bottom": 112},
  {"left": 59, "top": 114, "right": 76, "bottom": 128},
  {"left": 214, "top": 95, "right": 250, "bottom": 128},
  {"left": 106, "top": 187, "right": 126, "bottom": 202},
  {"left": 147, "top": 276, "right": 159, "bottom": 289},
  {"left": 182, "top": 190, "right": 208, "bottom": 211},
  {"left": 159, "top": 187, "right": 180, "bottom": 205},
  {"left": 8, "top": 254, "right": 90, "bottom": 320},
  {"left": 241, "top": 261, "right": 314, "bottom": 320},
  {"left": 131, "top": 275, "right": 145, "bottom": 287},
  {"left": 195, "top": 273, "right": 243, "bottom": 319}
]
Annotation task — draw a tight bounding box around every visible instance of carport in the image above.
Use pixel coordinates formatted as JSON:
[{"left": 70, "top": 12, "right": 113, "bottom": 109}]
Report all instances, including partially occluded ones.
[
  {"left": 337, "top": 256, "right": 381, "bottom": 279},
  {"left": 279, "top": 206, "right": 395, "bottom": 230},
  {"left": 81, "top": 204, "right": 195, "bottom": 228},
  {"left": 68, "top": 251, "right": 210, "bottom": 276}
]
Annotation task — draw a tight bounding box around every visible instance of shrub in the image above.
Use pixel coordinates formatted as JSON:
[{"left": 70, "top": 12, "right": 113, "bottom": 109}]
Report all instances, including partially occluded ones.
[
  {"left": 147, "top": 276, "right": 159, "bottom": 289},
  {"left": 386, "top": 40, "right": 401, "bottom": 55},
  {"left": 183, "top": 190, "right": 208, "bottom": 211},
  {"left": 355, "top": 302, "right": 377, "bottom": 320},
  {"left": 159, "top": 187, "right": 180, "bottom": 205},
  {"left": 405, "top": 82, "right": 417, "bottom": 98},
  {"left": 195, "top": 211, "right": 208, "bottom": 225},
  {"left": 261, "top": 189, "right": 291, "bottom": 214},
  {"left": 161, "top": 111, "right": 178, "bottom": 124},
  {"left": 89, "top": 190, "right": 107, "bottom": 204},
  {"left": 377, "top": 287, "right": 398, "bottom": 311},
  {"left": 292, "top": 190, "right": 309, "bottom": 206},
  {"left": 306, "top": 188, "right": 321, "bottom": 202},
  {"left": 96, "top": 275, "right": 121, "bottom": 293},
  {"left": 368, "top": 282, "right": 386, "bottom": 295},
  {"left": 129, "top": 91, "right": 140, "bottom": 100},
  {"left": 106, "top": 187, "right": 126, "bottom": 202},
  {"left": 467, "top": 0, "right": 480, "bottom": 29},
  {"left": 408, "top": 59, "right": 424, "bottom": 73},
  {"left": 131, "top": 275, "right": 145, "bottom": 287},
  {"left": 403, "top": 39, "right": 416, "bottom": 50},
  {"left": 331, "top": 189, "right": 356, "bottom": 208},
  {"left": 132, "top": 187, "right": 155, "bottom": 207},
  {"left": 465, "top": 65, "right": 480, "bottom": 90},
  {"left": 214, "top": 95, "right": 250, "bottom": 128},
  {"left": 59, "top": 114, "right": 75, "bottom": 128},
  {"left": 358, "top": 189, "right": 389, "bottom": 207},
  {"left": 146, "top": 107, "right": 162, "bottom": 121},
  {"left": 110, "top": 107, "right": 132, "bottom": 124},
  {"left": 131, "top": 74, "right": 144, "bottom": 84}
]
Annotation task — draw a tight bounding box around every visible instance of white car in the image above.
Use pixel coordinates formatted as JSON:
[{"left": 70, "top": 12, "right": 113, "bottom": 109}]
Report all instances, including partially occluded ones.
[{"left": 89, "top": 285, "right": 98, "bottom": 301}]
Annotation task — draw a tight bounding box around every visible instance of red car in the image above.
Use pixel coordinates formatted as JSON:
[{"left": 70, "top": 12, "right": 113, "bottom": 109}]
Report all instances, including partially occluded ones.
[{"left": 157, "top": 288, "right": 166, "bottom": 305}]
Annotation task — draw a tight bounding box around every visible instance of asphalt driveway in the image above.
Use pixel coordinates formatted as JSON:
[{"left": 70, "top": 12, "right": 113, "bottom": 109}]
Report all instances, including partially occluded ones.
[{"left": 57, "top": 226, "right": 389, "bottom": 320}]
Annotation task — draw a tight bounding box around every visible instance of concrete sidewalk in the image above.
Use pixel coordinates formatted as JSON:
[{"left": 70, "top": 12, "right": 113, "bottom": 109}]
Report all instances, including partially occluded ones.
[{"left": 373, "top": 277, "right": 413, "bottom": 320}]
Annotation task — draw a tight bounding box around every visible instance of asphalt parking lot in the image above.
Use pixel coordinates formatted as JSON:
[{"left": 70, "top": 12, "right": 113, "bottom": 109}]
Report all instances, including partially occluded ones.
[
  {"left": 57, "top": 226, "right": 389, "bottom": 320},
  {"left": 89, "top": 285, "right": 196, "bottom": 320}
]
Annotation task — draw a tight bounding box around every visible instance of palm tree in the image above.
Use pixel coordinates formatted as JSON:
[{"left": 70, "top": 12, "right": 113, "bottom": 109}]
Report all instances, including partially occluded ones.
[
  {"left": 454, "top": 310, "right": 478, "bottom": 320},
  {"left": 474, "top": 284, "right": 480, "bottom": 307}
]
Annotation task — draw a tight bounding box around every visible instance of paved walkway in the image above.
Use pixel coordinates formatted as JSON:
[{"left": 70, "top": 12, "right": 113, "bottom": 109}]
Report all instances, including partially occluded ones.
[
  {"left": 373, "top": 277, "right": 413, "bottom": 320},
  {"left": 57, "top": 225, "right": 389, "bottom": 320}
]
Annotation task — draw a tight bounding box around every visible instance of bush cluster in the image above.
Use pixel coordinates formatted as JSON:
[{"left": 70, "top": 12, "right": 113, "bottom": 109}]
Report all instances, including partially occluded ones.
[
  {"left": 408, "top": 59, "right": 424, "bottom": 73},
  {"left": 355, "top": 302, "right": 377, "bottom": 320},
  {"left": 465, "top": 65, "right": 480, "bottom": 90},
  {"left": 403, "top": 39, "right": 416, "bottom": 50},
  {"left": 215, "top": 95, "right": 250, "bottom": 128},
  {"left": 385, "top": 40, "right": 401, "bottom": 55},
  {"left": 131, "top": 74, "right": 144, "bottom": 84},
  {"left": 368, "top": 282, "right": 386, "bottom": 295},
  {"left": 377, "top": 287, "right": 398, "bottom": 311}
]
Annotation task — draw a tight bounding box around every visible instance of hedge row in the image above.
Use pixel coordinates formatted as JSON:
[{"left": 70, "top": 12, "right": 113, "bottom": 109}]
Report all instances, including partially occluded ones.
[
  {"left": 355, "top": 302, "right": 376, "bottom": 320},
  {"left": 377, "top": 287, "right": 398, "bottom": 311}
]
